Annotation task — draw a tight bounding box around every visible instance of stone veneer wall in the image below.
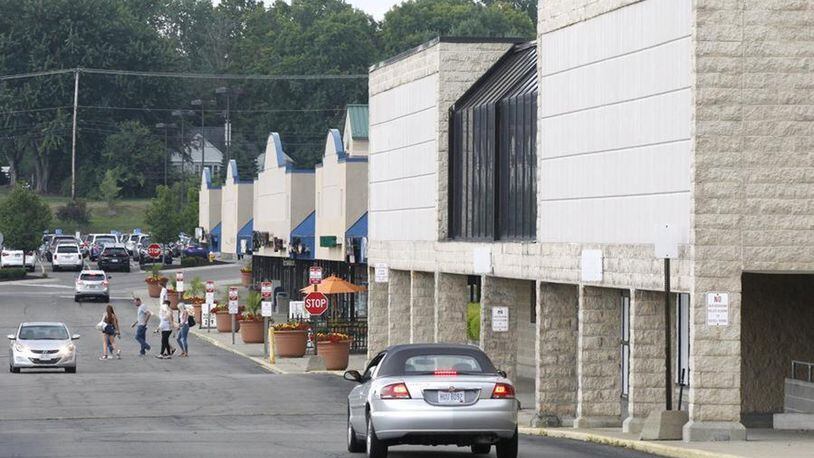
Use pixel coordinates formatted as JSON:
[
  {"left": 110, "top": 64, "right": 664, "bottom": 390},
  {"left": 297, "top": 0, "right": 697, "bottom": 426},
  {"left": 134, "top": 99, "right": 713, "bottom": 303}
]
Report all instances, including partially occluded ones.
[
  {"left": 576, "top": 286, "right": 622, "bottom": 427},
  {"left": 741, "top": 274, "right": 814, "bottom": 416},
  {"left": 538, "top": 0, "right": 643, "bottom": 34},
  {"left": 434, "top": 272, "right": 469, "bottom": 344},
  {"left": 480, "top": 276, "right": 533, "bottom": 381},
  {"left": 387, "top": 270, "right": 410, "bottom": 346},
  {"left": 536, "top": 282, "right": 579, "bottom": 426},
  {"left": 367, "top": 267, "right": 389, "bottom": 359},
  {"left": 409, "top": 271, "right": 435, "bottom": 343}
]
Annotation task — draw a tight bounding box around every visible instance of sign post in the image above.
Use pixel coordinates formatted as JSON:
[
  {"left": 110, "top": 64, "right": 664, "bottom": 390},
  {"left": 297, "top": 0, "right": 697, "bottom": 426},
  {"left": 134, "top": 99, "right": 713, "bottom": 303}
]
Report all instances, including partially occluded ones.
[
  {"left": 304, "top": 291, "right": 328, "bottom": 355},
  {"left": 228, "top": 287, "right": 239, "bottom": 345},
  {"left": 654, "top": 224, "right": 679, "bottom": 411},
  {"left": 261, "top": 282, "right": 273, "bottom": 358},
  {"left": 204, "top": 281, "right": 215, "bottom": 333}
]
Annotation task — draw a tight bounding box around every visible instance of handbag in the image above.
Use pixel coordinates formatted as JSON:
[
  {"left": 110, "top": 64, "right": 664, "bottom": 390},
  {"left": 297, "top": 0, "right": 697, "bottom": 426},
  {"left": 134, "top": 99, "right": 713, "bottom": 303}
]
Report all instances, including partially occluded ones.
[
  {"left": 95, "top": 320, "right": 106, "bottom": 332},
  {"left": 188, "top": 315, "right": 196, "bottom": 327}
]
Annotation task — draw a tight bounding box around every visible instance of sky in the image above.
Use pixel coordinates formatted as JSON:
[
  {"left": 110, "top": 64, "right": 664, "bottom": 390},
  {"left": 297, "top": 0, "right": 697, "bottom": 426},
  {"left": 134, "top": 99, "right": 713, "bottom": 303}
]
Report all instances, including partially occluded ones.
[{"left": 212, "top": 1, "right": 405, "bottom": 21}]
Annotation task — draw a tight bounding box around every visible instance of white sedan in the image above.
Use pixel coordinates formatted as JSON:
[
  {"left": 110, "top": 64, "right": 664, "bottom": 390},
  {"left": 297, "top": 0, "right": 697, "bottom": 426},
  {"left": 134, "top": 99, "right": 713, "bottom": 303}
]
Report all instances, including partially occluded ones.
[
  {"left": 0, "top": 248, "right": 36, "bottom": 272},
  {"left": 8, "top": 322, "right": 79, "bottom": 373}
]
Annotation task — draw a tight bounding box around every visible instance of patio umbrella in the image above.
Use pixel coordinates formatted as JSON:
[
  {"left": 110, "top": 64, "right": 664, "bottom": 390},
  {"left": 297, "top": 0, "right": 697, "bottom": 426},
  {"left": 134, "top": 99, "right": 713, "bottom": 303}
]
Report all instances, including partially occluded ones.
[{"left": 300, "top": 274, "right": 366, "bottom": 295}]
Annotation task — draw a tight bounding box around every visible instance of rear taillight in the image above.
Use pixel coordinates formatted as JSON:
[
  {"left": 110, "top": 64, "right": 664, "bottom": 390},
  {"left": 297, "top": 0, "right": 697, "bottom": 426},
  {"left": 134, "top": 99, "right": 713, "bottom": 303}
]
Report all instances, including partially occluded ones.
[
  {"left": 491, "top": 383, "right": 515, "bottom": 399},
  {"left": 380, "top": 383, "right": 411, "bottom": 400},
  {"left": 434, "top": 370, "right": 458, "bottom": 376},
  {"left": 76, "top": 280, "right": 84, "bottom": 286}
]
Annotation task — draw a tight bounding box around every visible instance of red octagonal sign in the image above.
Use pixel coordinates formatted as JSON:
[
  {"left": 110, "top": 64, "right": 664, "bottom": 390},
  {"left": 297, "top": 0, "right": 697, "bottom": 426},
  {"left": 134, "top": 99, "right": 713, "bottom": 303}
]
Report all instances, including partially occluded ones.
[
  {"left": 304, "top": 291, "right": 328, "bottom": 316},
  {"left": 146, "top": 243, "right": 162, "bottom": 258}
]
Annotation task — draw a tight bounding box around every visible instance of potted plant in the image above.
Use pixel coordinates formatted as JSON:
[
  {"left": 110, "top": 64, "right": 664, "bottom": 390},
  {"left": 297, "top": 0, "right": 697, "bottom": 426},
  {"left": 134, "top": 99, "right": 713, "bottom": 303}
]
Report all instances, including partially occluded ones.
[
  {"left": 145, "top": 264, "right": 167, "bottom": 298},
  {"left": 238, "top": 291, "right": 265, "bottom": 344},
  {"left": 272, "top": 321, "right": 309, "bottom": 358},
  {"left": 316, "top": 332, "right": 352, "bottom": 370},
  {"left": 240, "top": 261, "right": 252, "bottom": 287},
  {"left": 167, "top": 279, "right": 180, "bottom": 310},
  {"left": 183, "top": 276, "right": 206, "bottom": 324}
]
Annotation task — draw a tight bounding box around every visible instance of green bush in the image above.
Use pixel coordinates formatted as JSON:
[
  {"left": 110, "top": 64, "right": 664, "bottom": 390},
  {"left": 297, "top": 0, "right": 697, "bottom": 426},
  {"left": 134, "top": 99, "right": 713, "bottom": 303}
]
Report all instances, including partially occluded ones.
[
  {"left": 181, "top": 257, "right": 209, "bottom": 268},
  {"left": 56, "top": 200, "right": 91, "bottom": 225},
  {"left": 467, "top": 302, "right": 481, "bottom": 342},
  {"left": 0, "top": 268, "right": 27, "bottom": 281}
]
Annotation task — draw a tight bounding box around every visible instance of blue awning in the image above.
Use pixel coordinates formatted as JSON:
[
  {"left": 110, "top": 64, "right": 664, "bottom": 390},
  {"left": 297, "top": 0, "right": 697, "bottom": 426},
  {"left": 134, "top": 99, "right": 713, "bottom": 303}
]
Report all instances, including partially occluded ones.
[
  {"left": 345, "top": 212, "right": 368, "bottom": 239},
  {"left": 237, "top": 219, "right": 253, "bottom": 254},
  {"left": 210, "top": 223, "right": 221, "bottom": 252},
  {"left": 291, "top": 211, "right": 315, "bottom": 260}
]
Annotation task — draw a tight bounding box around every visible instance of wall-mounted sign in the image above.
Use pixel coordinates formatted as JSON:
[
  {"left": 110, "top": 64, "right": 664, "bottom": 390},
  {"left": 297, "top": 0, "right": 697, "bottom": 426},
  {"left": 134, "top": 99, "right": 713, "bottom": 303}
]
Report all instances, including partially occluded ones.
[
  {"left": 473, "top": 247, "right": 492, "bottom": 274},
  {"left": 260, "top": 282, "right": 273, "bottom": 317},
  {"left": 580, "top": 249, "right": 603, "bottom": 282},
  {"left": 654, "top": 223, "right": 680, "bottom": 259},
  {"left": 374, "top": 263, "right": 389, "bottom": 283},
  {"left": 320, "top": 235, "right": 338, "bottom": 248},
  {"left": 706, "top": 292, "right": 729, "bottom": 326},
  {"left": 491, "top": 306, "right": 509, "bottom": 332}
]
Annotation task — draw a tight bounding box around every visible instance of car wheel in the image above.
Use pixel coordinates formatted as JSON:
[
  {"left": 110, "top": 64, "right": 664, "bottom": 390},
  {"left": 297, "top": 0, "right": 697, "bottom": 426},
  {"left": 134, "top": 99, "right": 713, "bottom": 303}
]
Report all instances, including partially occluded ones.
[
  {"left": 103, "top": 295, "right": 110, "bottom": 302},
  {"left": 471, "top": 444, "right": 491, "bottom": 454},
  {"left": 53, "top": 266, "right": 59, "bottom": 272},
  {"left": 366, "top": 416, "right": 387, "bottom": 458},
  {"left": 10, "top": 365, "right": 20, "bottom": 373},
  {"left": 27, "top": 266, "right": 34, "bottom": 272},
  {"left": 347, "top": 409, "right": 365, "bottom": 453},
  {"left": 495, "top": 428, "right": 518, "bottom": 458},
  {"left": 74, "top": 296, "right": 81, "bottom": 303},
  {"left": 65, "top": 367, "right": 76, "bottom": 374}
]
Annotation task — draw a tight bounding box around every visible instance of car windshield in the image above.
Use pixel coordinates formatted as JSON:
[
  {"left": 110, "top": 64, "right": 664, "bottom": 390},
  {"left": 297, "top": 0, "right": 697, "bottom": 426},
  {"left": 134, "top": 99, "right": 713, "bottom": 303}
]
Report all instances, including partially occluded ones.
[
  {"left": 140, "top": 238, "right": 151, "bottom": 245},
  {"left": 18, "top": 325, "right": 69, "bottom": 340},
  {"left": 80, "top": 273, "right": 106, "bottom": 281},
  {"left": 95, "top": 236, "right": 116, "bottom": 245},
  {"left": 103, "top": 247, "right": 127, "bottom": 256},
  {"left": 129, "top": 235, "right": 140, "bottom": 242},
  {"left": 403, "top": 355, "right": 484, "bottom": 375},
  {"left": 52, "top": 237, "right": 75, "bottom": 245},
  {"left": 57, "top": 245, "right": 78, "bottom": 253}
]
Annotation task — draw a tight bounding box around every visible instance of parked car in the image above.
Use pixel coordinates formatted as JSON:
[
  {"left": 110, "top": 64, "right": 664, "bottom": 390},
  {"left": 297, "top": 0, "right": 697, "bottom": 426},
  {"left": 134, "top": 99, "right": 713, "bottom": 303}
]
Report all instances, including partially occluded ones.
[
  {"left": 137, "top": 237, "right": 173, "bottom": 267},
  {"left": 7, "top": 322, "right": 79, "bottom": 373},
  {"left": 86, "top": 234, "right": 118, "bottom": 261},
  {"left": 96, "top": 243, "right": 131, "bottom": 272},
  {"left": 182, "top": 243, "right": 208, "bottom": 259},
  {"left": 74, "top": 270, "right": 110, "bottom": 302},
  {"left": 125, "top": 233, "right": 149, "bottom": 256},
  {"left": 344, "top": 344, "right": 519, "bottom": 458},
  {"left": 47, "top": 235, "right": 80, "bottom": 262},
  {"left": 0, "top": 247, "right": 36, "bottom": 272},
  {"left": 52, "top": 244, "right": 83, "bottom": 272}
]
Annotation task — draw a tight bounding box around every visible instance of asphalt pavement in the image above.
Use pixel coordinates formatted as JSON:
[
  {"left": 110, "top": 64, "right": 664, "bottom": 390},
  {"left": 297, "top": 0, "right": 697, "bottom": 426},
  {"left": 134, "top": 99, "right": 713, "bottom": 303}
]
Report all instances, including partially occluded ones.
[{"left": 0, "top": 262, "right": 654, "bottom": 458}]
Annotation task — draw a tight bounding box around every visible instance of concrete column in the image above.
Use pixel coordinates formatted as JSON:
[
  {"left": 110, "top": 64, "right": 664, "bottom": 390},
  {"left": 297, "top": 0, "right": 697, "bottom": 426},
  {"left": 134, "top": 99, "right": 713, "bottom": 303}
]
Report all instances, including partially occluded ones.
[
  {"left": 683, "top": 275, "right": 746, "bottom": 441},
  {"left": 387, "top": 269, "right": 411, "bottom": 346},
  {"left": 480, "top": 276, "right": 530, "bottom": 381},
  {"left": 534, "top": 282, "right": 578, "bottom": 427},
  {"left": 623, "top": 290, "right": 667, "bottom": 434},
  {"left": 366, "top": 266, "right": 389, "bottom": 359},
  {"left": 409, "top": 271, "right": 435, "bottom": 343},
  {"left": 575, "top": 286, "right": 622, "bottom": 428},
  {"left": 434, "top": 272, "right": 468, "bottom": 344}
]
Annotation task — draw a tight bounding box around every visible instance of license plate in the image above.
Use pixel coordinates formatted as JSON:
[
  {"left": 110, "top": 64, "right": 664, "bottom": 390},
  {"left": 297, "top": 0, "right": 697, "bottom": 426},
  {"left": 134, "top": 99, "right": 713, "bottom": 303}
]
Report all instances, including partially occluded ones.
[
  {"left": 437, "top": 391, "right": 466, "bottom": 404},
  {"left": 111, "top": 259, "right": 118, "bottom": 263},
  {"left": 39, "top": 355, "right": 52, "bottom": 362},
  {"left": 13, "top": 253, "right": 20, "bottom": 258}
]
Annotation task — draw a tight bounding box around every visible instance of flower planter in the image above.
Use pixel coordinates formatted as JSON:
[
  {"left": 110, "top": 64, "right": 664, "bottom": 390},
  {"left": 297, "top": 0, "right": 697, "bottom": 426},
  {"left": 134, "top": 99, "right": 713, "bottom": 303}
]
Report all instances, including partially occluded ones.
[
  {"left": 215, "top": 311, "right": 240, "bottom": 333},
  {"left": 273, "top": 330, "right": 308, "bottom": 358},
  {"left": 192, "top": 303, "right": 202, "bottom": 325},
  {"left": 317, "top": 340, "right": 351, "bottom": 370},
  {"left": 146, "top": 281, "right": 162, "bottom": 298},
  {"left": 167, "top": 290, "right": 179, "bottom": 310},
  {"left": 239, "top": 319, "right": 265, "bottom": 344},
  {"left": 240, "top": 271, "right": 252, "bottom": 287}
]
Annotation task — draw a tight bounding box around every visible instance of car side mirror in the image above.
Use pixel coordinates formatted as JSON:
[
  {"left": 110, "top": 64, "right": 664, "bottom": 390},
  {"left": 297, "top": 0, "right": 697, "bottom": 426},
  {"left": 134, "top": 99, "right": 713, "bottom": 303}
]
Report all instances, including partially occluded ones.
[
  {"left": 343, "top": 370, "right": 363, "bottom": 383},
  {"left": 7, "top": 334, "right": 15, "bottom": 340},
  {"left": 107, "top": 275, "right": 112, "bottom": 280},
  {"left": 497, "top": 370, "right": 507, "bottom": 378},
  {"left": 71, "top": 334, "right": 80, "bottom": 340}
]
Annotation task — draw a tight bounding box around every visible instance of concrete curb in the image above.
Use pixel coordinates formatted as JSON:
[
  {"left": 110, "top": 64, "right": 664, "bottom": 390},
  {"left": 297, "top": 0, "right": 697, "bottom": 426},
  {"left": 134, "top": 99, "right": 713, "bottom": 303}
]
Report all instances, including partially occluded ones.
[
  {"left": 519, "top": 427, "right": 743, "bottom": 458},
  {"left": 189, "top": 329, "right": 287, "bottom": 374}
]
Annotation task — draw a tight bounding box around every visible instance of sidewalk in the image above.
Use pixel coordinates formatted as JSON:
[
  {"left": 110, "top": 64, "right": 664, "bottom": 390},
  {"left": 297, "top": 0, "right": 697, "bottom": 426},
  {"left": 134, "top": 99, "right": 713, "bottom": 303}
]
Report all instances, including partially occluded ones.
[
  {"left": 516, "top": 415, "right": 814, "bottom": 458},
  {"left": 190, "top": 325, "right": 367, "bottom": 375}
]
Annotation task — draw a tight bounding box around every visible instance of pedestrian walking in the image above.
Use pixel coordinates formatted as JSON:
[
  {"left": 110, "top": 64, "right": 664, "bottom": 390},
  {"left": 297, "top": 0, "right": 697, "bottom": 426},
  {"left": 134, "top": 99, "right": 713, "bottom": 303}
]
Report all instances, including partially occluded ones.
[
  {"left": 176, "top": 302, "right": 190, "bottom": 357},
  {"left": 157, "top": 301, "right": 174, "bottom": 359},
  {"left": 159, "top": 278, "right": 169, "bottom": 307},
  {"left": 100, "top": 305, "right": 121, "bottom": 360},
  {"left": 130, "top": 297, "right": 152, "bottom": 355}
]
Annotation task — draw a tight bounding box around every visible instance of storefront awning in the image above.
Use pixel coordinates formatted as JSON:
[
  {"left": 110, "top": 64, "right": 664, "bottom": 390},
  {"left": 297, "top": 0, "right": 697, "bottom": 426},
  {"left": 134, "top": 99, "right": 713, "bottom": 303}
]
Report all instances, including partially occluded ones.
[
  {"left": 291, "top": 211, "right": 315, "bottom": 260},
  {"left": 345, "top": 212, "right": 367, "bottom": 239}
]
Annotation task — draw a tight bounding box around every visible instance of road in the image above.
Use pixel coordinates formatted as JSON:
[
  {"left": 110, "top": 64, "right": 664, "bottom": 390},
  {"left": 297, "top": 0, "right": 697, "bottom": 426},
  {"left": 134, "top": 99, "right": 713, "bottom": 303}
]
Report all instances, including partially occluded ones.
[{"left": 0, "top": 262, "right": 654, "bottom": 458}]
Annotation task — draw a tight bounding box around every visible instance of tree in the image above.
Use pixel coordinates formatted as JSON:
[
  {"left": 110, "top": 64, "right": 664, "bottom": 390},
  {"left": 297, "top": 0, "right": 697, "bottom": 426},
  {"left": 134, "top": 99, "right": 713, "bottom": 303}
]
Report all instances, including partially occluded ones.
[
  {"left": 379, "top": 0, "right": 535, "bottom": 56},
  {"left": 144, "top": 181, "right": 198, "bottom": 244},
  {"left": 101, "top": 121, "right": 165, "bottom": 197},
  {"left": 0, "top": 185, "right": 52, "bottom": 270},
  {"left": 98, "top": 169, "right": 122, "bottom": 215}
]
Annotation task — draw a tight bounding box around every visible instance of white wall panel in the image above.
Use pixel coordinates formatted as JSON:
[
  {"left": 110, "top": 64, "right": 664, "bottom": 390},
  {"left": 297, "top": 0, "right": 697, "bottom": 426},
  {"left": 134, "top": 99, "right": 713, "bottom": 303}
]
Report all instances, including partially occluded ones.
[{"left": 539, "top": 0, "right": 692, "bottom": 244}]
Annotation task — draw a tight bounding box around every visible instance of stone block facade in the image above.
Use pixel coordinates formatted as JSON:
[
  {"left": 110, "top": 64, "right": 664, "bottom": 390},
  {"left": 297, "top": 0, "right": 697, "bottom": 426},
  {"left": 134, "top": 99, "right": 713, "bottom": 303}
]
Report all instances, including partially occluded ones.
[
  {"left": 387, "top": 270, "right": 410, "bottom": 346},
  {"left": 480, "top": 277, "right": 533, "bottom": 382},
  {"left": 367, "top": 267, "right": 388, "bottom": 358},
  {"left": 409, "top": 271, "right": 435, "bottom": 343},
  {"left": 536, "top": 282, "right": 578, "bottom": 426},
  {"left": 434, "top": 272, "right": 468, "bottom": 344}
]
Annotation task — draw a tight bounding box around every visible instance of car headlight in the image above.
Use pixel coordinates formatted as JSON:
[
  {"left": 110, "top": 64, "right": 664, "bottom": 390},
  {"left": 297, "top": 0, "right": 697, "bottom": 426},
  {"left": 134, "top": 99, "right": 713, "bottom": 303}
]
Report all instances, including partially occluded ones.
[
  {"left": 59, "top": 343, "right": 75, "bottom": 355},
  {"left": 14, "top": 343, "right": 27, "bottom": 353}
]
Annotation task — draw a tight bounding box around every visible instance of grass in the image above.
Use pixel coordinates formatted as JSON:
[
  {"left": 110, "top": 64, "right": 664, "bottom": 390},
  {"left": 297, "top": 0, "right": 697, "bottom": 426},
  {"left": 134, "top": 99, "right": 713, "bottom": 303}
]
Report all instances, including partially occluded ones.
[
  {"left": 0, "top": 187, "right": 150, "bottom": 233},
  {"left": 467, "top": 302, "right": 481, "bottom": 342}
]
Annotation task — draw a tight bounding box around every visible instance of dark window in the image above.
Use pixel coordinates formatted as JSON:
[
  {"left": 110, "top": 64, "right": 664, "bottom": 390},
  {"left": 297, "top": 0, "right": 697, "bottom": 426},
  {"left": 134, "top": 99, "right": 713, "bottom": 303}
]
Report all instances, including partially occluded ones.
[
  {"left": 450, "top": 43, "right": 537, "bottom": 241},
  {"left": 103, "top": 247, "right": 128, "bottom": 256}
]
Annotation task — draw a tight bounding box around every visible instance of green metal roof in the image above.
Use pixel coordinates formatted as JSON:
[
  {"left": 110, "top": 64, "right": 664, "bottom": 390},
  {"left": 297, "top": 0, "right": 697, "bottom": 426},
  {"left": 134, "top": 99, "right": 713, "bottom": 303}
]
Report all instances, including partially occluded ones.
[{"left": 346, "top": 104, "right": 368, "bottom": 140}]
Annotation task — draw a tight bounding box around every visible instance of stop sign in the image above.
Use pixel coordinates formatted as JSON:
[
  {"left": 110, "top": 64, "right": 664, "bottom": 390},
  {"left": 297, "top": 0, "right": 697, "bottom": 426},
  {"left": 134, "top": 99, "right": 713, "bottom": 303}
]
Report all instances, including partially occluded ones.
[
  {"left": 146, "top": 243, "right": 162, "bottom": 258},
  {"left": 304, "top": 291, "right": 328, "bottom": 316}
]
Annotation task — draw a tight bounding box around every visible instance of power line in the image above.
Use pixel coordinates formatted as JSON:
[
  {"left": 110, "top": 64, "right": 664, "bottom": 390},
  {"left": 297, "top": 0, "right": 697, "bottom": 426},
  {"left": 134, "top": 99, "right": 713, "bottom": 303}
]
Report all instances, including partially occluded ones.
[
  {"left": 0, "top": 67, "right": 367, "bottom": 82},
  {"left": 0, "top": 69, "right": 74, "bottom": 82},
  {"left": 78, "top": 105, "right": 347, "bottom": 114},
  {"left": 0, "top": 106, "right": 72, "bottom": 115}
]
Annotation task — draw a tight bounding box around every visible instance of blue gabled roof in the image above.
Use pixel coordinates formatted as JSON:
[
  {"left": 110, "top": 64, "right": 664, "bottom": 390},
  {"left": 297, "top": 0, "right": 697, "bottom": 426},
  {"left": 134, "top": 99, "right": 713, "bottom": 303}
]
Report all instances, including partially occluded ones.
[{"left": 345, "top": 212, "right": 367, "bottom": 239}]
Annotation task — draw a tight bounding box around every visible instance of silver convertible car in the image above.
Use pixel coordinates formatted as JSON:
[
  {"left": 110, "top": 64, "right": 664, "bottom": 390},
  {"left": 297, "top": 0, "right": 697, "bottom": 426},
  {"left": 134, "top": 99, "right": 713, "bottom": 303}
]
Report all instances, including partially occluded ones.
[
  {"left": 344, "top": 344, "right": 518, "bottom": 458},
  {"left": 8, "top": 322, "right": 80, "bottom": 373}
]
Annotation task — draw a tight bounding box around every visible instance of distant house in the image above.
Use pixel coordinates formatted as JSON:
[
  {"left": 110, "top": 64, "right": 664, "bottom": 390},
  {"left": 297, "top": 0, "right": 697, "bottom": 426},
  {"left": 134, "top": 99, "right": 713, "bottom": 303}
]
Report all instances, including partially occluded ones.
[{"left": 170, "top": 127, "right": 225, "bottom": 177}]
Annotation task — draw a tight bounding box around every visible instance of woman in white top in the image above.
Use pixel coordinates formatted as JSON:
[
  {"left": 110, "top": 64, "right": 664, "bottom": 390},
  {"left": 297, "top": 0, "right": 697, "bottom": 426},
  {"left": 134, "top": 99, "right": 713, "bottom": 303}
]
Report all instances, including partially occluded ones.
[
  {"left": 175, "top": 302, "right": 191, "bottom": 357},
  {"left": 157, "top": 301, "right": 174, "bottom": 359}
]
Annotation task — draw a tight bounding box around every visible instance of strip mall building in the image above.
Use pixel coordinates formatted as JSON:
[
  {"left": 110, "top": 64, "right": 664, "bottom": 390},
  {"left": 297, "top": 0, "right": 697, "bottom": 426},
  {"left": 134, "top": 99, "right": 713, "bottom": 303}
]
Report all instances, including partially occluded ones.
[{"left": 365, "top": 0, "right": 814, "bottom": 442}]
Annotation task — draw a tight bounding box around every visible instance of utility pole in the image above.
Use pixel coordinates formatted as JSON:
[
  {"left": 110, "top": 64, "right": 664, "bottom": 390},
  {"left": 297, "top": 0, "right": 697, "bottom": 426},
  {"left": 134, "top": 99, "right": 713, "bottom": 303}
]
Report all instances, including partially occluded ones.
[
  {"left": 70, "top": 69, "right": 79, "bottom": 200},
  {"left": 191, "top": 99, "right": 206, "bottom": 177}
]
